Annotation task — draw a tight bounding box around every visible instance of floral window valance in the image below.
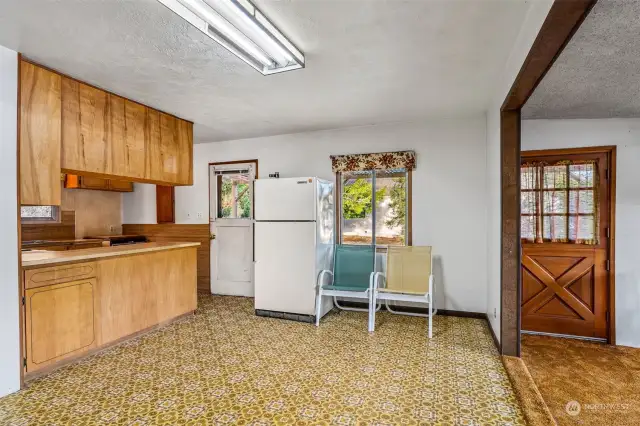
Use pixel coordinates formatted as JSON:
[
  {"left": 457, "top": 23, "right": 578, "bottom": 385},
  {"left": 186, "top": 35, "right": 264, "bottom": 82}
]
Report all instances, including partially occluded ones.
[{"left": 330, "top": 151, "right": 416, "bottom": 173}]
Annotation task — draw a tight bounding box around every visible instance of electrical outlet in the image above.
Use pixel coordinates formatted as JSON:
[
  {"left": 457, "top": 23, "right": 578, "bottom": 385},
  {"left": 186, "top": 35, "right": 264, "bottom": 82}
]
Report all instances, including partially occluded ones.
[
  {"left": 493, "top": 308, "right": 497, "bottom": 319},
  {"left": 197, "top": 212, "right": 204, "bottom": 219},
  {"left": 110, "top": 225, "right": 116, "bottom": 232}
]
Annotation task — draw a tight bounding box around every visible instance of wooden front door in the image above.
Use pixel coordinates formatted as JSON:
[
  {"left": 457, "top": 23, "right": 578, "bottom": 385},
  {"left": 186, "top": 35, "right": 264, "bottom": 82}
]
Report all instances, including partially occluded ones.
[{"left": 520, "top": 148, "right": 613, "bottom": 340}]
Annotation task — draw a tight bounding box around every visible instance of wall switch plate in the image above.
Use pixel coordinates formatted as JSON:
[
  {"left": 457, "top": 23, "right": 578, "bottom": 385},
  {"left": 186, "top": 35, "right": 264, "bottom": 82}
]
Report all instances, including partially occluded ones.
[
  {"left": 494, "top": 308, "right": 497, "bottom": 319},
  {"left": 187, "top": 212, "right": 192, "bottom": 219}
]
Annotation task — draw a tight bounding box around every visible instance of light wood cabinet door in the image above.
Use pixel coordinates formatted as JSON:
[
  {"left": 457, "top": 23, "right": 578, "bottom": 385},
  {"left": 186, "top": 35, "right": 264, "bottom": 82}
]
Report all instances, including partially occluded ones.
[
  {"left": 20, "top": 61, "right": 62, "bottom": 206},
  {"left": 108, "top": 179, "right": 134, "bottom": 192},
  {"left": 114, "top": 100, "right": 147, "bottom": 179},
  {"left": 81, "top": 176, "right": 110, "bottom": 190},
  {"left": 60, "top": 71, "right": 192, "bottom": 186},
  {"left": 25, "top": 279, "right": 97, "bottom": 372},
  {"left": 146, "top": 112, "right": 192, "bottom": 185},
  {"left": 61, "top": 78, "right": 112, "bottom": 175},
  {"left": 176, "top": 118, "right": 194, "bottom": 185}
]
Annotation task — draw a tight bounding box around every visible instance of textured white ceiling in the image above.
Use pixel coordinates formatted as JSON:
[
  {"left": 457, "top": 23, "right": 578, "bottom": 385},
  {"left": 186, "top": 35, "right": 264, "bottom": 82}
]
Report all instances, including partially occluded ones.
[
  {"left": 523, "top": 0, "right": 640, "bottom": 119},
  {"left": 0, "top": 0, "right": 530, "bottom": 142}
]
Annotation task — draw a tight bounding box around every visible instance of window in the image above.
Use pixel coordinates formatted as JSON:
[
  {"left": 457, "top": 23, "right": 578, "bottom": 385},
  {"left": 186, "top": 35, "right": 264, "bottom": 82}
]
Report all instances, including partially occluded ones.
[
  {"left": 21, "top": 206, "right": 60, "bottom": 222},
  {"left": 216, "top": 171, "right": 252, "bottom": 219},
  {"left": 339, "top": 169, "right": 410, "bottom": 246},
  {"left": 521, "top": 160, "right": 598, "bottom": 244}
]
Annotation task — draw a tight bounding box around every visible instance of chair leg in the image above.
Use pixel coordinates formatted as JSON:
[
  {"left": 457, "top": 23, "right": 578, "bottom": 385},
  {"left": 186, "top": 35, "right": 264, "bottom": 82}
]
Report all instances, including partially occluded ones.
[
  {"left": 369, "top": 290, "right": 377, "bottom": 333},
  {"left": 428, "top": 275, "right": 433, "bottom": 339},
  {"left": 315, "top": 290, "right": 322, "bottom": 327}
]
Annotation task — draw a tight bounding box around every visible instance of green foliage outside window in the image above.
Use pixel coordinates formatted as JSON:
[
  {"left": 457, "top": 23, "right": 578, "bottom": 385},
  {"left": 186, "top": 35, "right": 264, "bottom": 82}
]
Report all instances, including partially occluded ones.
[
  {"left": 342, "top": 178, "right": 386, "bottom": 219},
  {"left": 220, "top": 179, "right": 251, "bottom": 218}
]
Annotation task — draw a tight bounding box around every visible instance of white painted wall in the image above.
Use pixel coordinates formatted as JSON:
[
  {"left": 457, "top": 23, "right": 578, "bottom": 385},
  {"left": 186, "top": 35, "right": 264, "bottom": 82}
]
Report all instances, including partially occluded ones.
[
  {"left": 162, "top": 119, "right": 488, "bottom": 313},
  {"left": 522, "top": 118, "right": 640, "bottom": 348},
  {"left": 485, "top": 0, "right": 554, "bottom": 341},
  {"left": 0, "top": 45, "right": 21, "bottom": 397}
]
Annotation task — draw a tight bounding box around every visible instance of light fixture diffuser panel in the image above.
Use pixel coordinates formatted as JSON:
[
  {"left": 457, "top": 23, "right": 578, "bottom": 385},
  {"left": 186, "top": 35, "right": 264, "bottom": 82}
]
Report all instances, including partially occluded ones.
[{"left": 157, "top": 0, "right": 304, "bottom": 75}]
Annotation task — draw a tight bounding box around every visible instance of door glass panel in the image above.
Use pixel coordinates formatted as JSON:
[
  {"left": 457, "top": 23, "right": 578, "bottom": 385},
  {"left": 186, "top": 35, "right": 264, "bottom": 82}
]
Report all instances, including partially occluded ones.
[
  {"left": 543, "top": 216, "right": 567, "bottom": 240},
  {"left": 217, "top": 171, "right": 252, "bottom": 219},
  {"left": 521, "top": 166, "right": 539, "bottom": 190},
  {"left": 569, "top": 190, "right": 594, "bottom": 214},
  {"left": 341, "top": 171, "right": 373, "bottom": 245},
  {"left": 374, "top": 169, "right": 407, "bottom": 246},
  {"left": 569, "top": 163, "right": 594, "bottom": 188},
  {"left": 569, "top": 216, "right": 595, "bottom": 241},
  {"left": 521, "top": 215, "right": 536, "bottom": 240},
  {"left": 543, "top": 165, "right": 567, "bottom": 189},
  {"left": 543, "top": 190, "right": 567, "bottom": 214}
]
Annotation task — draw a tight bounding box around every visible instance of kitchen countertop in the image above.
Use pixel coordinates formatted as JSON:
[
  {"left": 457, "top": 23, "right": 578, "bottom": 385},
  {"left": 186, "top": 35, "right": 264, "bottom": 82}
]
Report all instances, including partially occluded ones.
[
  {"left": 22, "top": 238, "right": 106, "bottom": 247},
  {"left": 22, "top": 242, "right": 201, "bottom": 269}
]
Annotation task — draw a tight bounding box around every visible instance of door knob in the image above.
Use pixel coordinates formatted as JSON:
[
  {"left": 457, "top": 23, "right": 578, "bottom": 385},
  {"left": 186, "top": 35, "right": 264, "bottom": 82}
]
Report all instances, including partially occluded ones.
[{"left": 210, "top": 234, "right": 216, "bottom": 240}]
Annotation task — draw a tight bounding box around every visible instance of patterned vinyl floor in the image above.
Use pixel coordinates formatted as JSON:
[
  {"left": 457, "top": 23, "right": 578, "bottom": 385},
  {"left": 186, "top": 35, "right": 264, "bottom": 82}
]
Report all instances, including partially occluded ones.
[{"left": 0, "top": 295, "right": 524, "bottom": 425}]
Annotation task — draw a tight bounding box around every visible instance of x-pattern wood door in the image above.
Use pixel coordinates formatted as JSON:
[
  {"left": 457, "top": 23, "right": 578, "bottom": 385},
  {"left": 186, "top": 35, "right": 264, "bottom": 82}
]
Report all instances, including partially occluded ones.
[
  {"left": 521, "top": 148, "right": 612, "bottom": 340},
  {"left": 522, "top": 247, "right": 607, "bottom": 338}
]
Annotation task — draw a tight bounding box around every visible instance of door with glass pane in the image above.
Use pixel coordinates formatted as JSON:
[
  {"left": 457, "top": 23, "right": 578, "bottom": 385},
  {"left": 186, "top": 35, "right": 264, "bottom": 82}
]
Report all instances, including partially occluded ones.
[
  {"left": 520, "top": 149, "right": 612, "bottom": 340},
  {"left": 209, "top": 162, "right": 256, "bottom": 297}
]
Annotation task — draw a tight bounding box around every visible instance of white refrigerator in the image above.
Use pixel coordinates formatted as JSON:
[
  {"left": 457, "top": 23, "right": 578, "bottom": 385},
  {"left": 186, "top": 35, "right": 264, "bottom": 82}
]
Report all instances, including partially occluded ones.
[{"left": 254, "top": 177, "right": 335, "bottom": 321}]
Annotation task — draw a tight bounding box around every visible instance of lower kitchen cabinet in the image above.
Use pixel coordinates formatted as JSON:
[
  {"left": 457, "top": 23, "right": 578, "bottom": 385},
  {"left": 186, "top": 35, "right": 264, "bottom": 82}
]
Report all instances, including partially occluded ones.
[
  {"left": 25, "top": 279, "right": 97, "bottom": 372},
  {"left": 22, "top": 245, "right": 197, "bottom": 376}
]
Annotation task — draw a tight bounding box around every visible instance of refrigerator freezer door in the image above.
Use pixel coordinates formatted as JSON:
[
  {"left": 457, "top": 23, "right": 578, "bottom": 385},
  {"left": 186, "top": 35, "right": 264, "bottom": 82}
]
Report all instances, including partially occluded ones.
[
  {"left": 255, "top": 222, "right": 317, "bottom": 315},
  {"left": 255, "top": 177, "right": 316, "bottom": 221}
]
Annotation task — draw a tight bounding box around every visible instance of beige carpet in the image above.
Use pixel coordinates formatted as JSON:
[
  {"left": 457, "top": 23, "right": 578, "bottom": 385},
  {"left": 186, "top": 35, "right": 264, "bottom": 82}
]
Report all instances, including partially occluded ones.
[
  {"left": 522, "top": 334, "right": 640, "bottom": 426},
  {"left": 503, "top": 355, "right": 556, "bottom": 426}
]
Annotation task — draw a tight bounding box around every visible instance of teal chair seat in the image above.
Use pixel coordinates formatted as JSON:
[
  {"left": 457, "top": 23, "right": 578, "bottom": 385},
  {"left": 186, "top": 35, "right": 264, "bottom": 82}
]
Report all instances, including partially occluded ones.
[{"left": 315, "top": 244, "right": 377, "bottom": 326}]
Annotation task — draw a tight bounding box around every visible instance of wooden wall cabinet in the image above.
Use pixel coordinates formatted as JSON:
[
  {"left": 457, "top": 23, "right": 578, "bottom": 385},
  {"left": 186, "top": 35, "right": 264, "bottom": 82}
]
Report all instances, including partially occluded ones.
[
  {"left": 20, "top": 60, "right": 193, "bottom": 192},
  {"left": 61, "top": 79, "right": 112, "bottom": 175},
  {"left": 20, "top": 61, "right": 62, "bottom": 206},
  {"left": 64, "top": 174, "right": 133, "bottom": 192},
  {"left": 60, "top": 73, "right": 193, "bottom": 186}
]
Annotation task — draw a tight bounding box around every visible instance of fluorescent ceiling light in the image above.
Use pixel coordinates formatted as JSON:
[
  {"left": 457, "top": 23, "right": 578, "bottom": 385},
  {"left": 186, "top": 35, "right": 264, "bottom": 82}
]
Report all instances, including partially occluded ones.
[{"left": 157, "top": 0, "right": 304, "bottom": 75}]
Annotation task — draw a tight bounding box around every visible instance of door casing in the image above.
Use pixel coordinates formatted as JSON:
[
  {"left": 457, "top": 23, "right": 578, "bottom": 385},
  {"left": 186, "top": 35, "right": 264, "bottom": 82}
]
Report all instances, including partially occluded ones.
[
  {"left": 521, "top": 146, "right": 616, "bottom": 343},
  {"left": 208, "top": 160, "right": 258, "bottom": 297}
]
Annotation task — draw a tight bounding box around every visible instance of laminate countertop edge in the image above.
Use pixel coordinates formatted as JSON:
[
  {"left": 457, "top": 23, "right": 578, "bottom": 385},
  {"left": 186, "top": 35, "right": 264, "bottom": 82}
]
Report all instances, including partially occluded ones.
[{"left": 22, "top": 242, "right": 201, "bottom": 269}]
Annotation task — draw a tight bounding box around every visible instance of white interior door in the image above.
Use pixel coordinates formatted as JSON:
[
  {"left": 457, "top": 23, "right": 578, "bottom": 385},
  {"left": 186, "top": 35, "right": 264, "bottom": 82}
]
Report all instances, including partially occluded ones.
[{"left": 210, "top": 163, "right": 255, "bottom": 297}]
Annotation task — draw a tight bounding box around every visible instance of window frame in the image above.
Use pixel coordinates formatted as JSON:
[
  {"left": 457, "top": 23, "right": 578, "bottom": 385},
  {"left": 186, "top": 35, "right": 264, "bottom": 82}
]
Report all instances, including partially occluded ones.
[
  {"left": 520, "top": 151, "right": 608, "bottom": 249},
  {"left": 335, "top": 169, "right": 412, "bottom": 247},
  {"left": 20, "top": 205, "right": 61, "bottom": 224}
]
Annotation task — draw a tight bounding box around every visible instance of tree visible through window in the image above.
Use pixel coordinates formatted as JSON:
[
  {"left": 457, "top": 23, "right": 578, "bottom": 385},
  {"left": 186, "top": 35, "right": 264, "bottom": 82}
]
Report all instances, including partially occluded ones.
[
  {"left": 340, "top": 169, "right": 409, "bottom": 246},
  {"left": 218, "top": 173, "right": 252, "bottom": 219}
]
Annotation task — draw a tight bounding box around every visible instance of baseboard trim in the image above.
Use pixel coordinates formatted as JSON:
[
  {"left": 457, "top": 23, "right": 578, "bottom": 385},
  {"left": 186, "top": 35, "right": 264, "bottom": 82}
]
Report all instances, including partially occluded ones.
[
  {"left": 438, "top": 309, "right": 485, "bottom": 319},
  {"left": 336, "top": 300, "right": 485, "bottom": 319},
  {"left": 486, "top": 314, "right": 501, "bottom": 352},
  {"left": 255, "top": 309, "right": 315, "bottom": 324}
]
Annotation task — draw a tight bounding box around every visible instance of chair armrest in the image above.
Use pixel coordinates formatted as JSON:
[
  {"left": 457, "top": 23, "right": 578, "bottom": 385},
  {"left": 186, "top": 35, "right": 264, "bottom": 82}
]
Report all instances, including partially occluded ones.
[
  {"left": 369, "top": 271, "right": 385, "bottom": 292},
  {"left": 317, "top": 270, "right": 334, "bottom": 288}
]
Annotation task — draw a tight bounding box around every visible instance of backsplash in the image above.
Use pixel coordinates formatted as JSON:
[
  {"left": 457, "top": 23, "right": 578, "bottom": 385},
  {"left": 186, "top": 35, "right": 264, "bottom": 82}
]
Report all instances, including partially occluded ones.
[{"left": 61, "top": 188, "right": 122, "bottom": 238}]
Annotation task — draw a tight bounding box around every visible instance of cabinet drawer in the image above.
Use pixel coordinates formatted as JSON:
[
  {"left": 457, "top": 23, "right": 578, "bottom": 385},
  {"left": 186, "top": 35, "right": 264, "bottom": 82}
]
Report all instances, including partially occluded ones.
[
  {"left": 25, "top": 279, "right": 97, "bottom": 372},
  {"left": 25, "top": 262, "right": 97, "bottom": 289}
]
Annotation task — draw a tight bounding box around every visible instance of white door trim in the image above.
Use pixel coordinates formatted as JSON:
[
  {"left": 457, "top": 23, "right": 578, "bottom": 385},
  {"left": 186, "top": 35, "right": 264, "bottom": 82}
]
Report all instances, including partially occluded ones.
[{"left": 209, "top": 162, "right": 256, "bottom": 297}]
